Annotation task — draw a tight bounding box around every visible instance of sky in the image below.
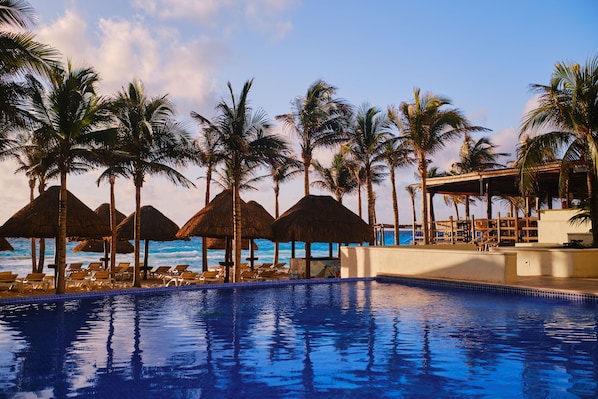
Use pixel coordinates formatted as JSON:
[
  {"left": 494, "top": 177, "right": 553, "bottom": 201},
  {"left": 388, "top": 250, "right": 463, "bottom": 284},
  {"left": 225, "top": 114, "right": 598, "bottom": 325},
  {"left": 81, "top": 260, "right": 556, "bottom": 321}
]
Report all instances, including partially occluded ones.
[{"left": 0, "top": 0, "right": 596, "bottom": 228}]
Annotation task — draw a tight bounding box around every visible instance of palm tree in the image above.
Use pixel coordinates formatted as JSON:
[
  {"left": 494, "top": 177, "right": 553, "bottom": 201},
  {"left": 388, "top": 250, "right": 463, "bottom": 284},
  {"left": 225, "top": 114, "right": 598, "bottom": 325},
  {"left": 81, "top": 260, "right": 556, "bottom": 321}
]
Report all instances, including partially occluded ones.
[
  {"left": 381, "top": 137, "right": 414, "bottom": 244},
  {"left": 27, "top": 62, "right": 113, "bottom": 294},
  {"left": 112, "top": 79, "right": 194, "bottom": 287},
  {"left": 191, "top": 79, "right": 288, "bottom": 282},
  {"left": 345, "top": 104, "right": 391, "bottom": 231},
  {"left": 349, "top": 163, "right": 365, "bottom": 218},
  {"left": 12, "top": 130, "right": 52, "bottom": 272},
  {"left": 94, "top": 132, "right": 128, "bottom": 276},
  {"left": 213, "top": 160, "right": 265, "bottom": 191},
  {"left": 519, "top": 55, "right": 598, "bottom": 246},
  {"left": 405, "top": 184, "right": 419, "bottom": 244},
  {"left": 276, "top": 79, "right": 351, "bottom": 195},
  {"left": 311, "top": 151, "right": 357, "bottom": 203},
  {"left": 452, "top": 133, "right": 507, "bottom": 218},
  {"left": 389, "top": 88, "right": 489, "bottom": 244},
  {"left": 190, "top": 120, "right": 224, "bottom": 271},
  {"left": 0, "top": 0, "right": 59, "bottom": 129},
  {"left": 268, "top": 155, "right": 302, "bottom": 263}
]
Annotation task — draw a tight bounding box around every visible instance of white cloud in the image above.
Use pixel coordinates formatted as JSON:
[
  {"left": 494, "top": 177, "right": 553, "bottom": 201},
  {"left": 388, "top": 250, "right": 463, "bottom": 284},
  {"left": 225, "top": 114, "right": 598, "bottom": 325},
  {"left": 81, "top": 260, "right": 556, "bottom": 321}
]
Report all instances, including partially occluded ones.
[
  {"left": 35, "top": 9, "right": 92, "bottom": 64},
  {"left": 135, "top": 0, "right": 297, "bottom": 41}
]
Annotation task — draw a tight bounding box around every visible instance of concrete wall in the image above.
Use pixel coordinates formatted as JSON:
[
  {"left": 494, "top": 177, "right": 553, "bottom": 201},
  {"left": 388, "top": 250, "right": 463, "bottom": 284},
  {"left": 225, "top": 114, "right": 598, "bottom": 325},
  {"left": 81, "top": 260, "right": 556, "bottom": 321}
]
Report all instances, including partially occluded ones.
[
  {"left": 538, "top": 209, "right": 591, "bottom": 245},
  {"left": 341, "top": 246, "right": 517, "bottom": 283},
  {"left": 490, "top": 247, "right": 598, "bottom": 277}
]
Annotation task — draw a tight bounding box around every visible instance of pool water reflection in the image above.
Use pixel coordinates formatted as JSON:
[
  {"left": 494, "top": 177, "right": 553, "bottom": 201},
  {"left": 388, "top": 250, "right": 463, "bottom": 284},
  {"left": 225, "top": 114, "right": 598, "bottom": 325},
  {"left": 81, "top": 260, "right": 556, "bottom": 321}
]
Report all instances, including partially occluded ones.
[{"left": 0, "top": 281, "right": 597, "bottom": 398}]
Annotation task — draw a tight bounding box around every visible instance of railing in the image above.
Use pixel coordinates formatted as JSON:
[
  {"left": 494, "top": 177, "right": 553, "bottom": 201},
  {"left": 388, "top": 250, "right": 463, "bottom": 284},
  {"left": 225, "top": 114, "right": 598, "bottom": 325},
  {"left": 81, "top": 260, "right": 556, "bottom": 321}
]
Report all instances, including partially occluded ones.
[{"left": 412, "top": 214, "right": 539, "bottom": 246}]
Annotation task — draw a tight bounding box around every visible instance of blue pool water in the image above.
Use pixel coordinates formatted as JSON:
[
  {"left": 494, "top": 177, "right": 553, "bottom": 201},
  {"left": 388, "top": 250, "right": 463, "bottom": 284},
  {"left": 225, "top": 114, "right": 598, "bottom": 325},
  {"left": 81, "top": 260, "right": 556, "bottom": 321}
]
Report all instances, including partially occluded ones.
[{"left": 1, "top": 280, "right": 597, "bottom": 398}]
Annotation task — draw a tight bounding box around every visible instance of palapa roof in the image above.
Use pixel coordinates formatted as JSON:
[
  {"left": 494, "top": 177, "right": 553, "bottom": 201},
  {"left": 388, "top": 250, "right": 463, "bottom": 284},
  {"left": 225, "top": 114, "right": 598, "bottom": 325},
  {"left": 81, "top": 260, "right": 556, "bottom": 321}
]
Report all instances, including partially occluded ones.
[
  {"left": 176, "top": 190, "right": 274, "bottom": 240},
  {"left": 0, "top": 237, "right": 13, "bottom": 251},
  {"left": 0, "top": 186, "right": 110, "bottom": 239},
  {"left": 272, "top": 195, "right": 373, "bottom": 244},
  {"left": 205, "top": 237, "right": 257, "bottom": 250},
  {"left": 116, "top": 205, "right": 181, "bottom": 241},
  {"left": 72, "top": 238, "right": 134, "bottom": 254},
  {"left": 71, "top": 204, "right": 132, "bottom": 253},
  {"left": 94, "top": 203, "right": 127, "bottom": 225}
]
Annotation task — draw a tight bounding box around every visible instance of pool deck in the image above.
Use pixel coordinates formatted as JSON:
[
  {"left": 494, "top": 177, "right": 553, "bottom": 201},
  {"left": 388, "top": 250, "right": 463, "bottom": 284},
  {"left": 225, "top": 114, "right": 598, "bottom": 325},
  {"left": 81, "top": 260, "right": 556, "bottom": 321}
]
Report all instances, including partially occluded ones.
[
  {"left": 509, "top": 276, "right": 598, "bottom": 296},
  {"left": 378, "top": 274, "right": 598, "bottom": 301}
]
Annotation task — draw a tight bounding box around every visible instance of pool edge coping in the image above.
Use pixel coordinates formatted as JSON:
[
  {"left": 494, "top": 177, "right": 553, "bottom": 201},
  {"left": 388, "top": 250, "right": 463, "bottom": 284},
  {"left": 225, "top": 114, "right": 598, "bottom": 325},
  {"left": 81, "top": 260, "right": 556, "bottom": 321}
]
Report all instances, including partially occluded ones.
[{"left": 2, "top": 275, "right": 597, "bottom": 306}]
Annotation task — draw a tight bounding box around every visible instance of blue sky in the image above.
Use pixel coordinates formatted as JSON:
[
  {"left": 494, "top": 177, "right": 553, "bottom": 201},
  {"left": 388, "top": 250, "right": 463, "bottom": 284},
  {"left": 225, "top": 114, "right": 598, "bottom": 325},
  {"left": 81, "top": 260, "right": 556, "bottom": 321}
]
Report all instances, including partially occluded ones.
[{"left": 1, "top": 0, "right": 596, "bottom": 227}]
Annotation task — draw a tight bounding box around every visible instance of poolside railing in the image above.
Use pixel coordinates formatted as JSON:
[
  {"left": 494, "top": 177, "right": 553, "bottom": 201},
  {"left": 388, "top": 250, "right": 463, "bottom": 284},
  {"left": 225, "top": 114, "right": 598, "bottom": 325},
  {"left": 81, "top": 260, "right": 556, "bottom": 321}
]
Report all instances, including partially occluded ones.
[{"left": 411, "top": 214, "right": 538, "bottom": 247}]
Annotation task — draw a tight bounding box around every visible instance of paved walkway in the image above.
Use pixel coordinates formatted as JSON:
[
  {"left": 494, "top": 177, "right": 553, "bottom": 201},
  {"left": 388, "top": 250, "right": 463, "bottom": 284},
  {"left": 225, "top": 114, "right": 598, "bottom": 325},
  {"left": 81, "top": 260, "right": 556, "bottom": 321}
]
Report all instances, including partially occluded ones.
[{"left": 510, "top": 276, "right": 598, "bottom": 296}]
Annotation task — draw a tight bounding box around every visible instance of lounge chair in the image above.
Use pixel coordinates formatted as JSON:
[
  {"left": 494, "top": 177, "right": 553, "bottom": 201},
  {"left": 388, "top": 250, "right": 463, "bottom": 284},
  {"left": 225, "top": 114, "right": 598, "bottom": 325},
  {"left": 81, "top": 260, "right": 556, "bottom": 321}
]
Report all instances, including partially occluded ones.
[
  {"left": 66, "top": 262, "right": 84, "bottom": 276},
  {"left": 172, "top": 264, "right": 189, "bottom": 275},
  {"left": 17, "top": 273, "right": 48, "bottom": 292},
  {"left": 240, "top": 270, "right": 261, "bottom": 282},
  {"left": 87, "top": 262, "right": 103, "bottom": 272},
  {"left": 67, "top": 271, "right": 90, "bottom": 290},
  {"left": 165, "top": 271, "right": 200, "bottom": 287},
  {"left": 257, "top": 268, "right": 278, "bottom": 280},
  {"left": 151, "top": 266, "right": 172, "bottom": 279},
  {"left": 114, "top": 263, "right": 132, "bottom": 280},
  {"left": 0, "top": 271, "right": 18, "bottom": 291},
  {"left": 91, "top": 271, "right": 115, "bottom": 288},
  {"left": 199, "top": 270, "right": 223, "bottom": 284}
]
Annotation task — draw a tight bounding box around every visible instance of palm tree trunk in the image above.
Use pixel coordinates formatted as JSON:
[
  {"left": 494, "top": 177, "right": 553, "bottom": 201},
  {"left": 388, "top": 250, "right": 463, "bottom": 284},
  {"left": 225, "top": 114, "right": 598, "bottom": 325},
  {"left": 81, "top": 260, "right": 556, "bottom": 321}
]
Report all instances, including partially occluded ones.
[
  {"left": 37, "top": 182, "right": 46, "bottom": 273},
  {"left": 410, "top": 194, "right": 416, "bottom": 245},
  {"left": 56, "top": 171, "right": 68, "bottom": 294},
  {"left": 303, "top": 155, "right": 311, "bottom": 195},
  {"left": 29, "top": 178, "right": 36, "bottom": 272},
  {"left": 357, "top": 181, "right": 362, "bottom": 219},
  {"left": 587, "top": 169, "right": 598, "bottom": 247},
  {"left": 233, "top": 174, "right": 242, "bottom": 283},
  {"left": 429, "top": 193, "right": 436, "bottom": 243},
  {"left": 465, "top": 195, "right": 471, "bottom": 219},
  {"left": 274, "top": 183, "right": 280, "bottom": 264},
  {"left": 109, "top": 176, "right": 117, "bottom": 279},
  {"left": 453, "top": 200, "right": 460, "bottom": 220},
  {"left": 365, "top": 166, "right": 376, "bottom": 243},
  {"left": 133, "top": 183, "right": 142, "bottom": 288},
  {"left": 390, "top": 167, "right": 399, "bottom": 245},
  {"left": 202, "top": 167, "right": 212, "bottom": 272},
  {"left": 418, "top": 156, "right": 429, "bottom": 245}
]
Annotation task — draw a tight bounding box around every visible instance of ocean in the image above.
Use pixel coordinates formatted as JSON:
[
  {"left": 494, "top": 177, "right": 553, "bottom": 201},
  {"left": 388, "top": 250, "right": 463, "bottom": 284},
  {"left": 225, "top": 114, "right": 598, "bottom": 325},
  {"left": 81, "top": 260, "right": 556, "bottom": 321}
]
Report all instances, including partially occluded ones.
[{"left": 0, "top": 230, "right": 413, "bottom": 277}]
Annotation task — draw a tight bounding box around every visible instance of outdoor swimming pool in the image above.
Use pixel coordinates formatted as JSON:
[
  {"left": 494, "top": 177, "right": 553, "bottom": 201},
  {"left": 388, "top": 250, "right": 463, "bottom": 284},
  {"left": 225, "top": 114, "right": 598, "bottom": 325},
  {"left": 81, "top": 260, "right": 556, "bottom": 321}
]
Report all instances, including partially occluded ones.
[{"left": 0, "top": 280, "right": 597, "bottom": 398}]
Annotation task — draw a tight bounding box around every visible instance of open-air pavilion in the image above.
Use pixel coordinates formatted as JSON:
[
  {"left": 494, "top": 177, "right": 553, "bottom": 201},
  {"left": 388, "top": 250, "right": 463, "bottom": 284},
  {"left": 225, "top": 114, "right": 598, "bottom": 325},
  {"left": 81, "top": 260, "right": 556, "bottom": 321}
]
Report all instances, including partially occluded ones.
[{"left": 418, "top": 162, "right": 589, "bottom": 246}]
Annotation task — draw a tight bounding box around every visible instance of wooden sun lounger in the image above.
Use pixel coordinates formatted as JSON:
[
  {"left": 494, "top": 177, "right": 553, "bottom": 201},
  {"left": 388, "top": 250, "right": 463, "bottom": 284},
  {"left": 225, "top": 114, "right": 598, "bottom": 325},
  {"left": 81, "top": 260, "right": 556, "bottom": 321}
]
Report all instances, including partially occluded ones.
[
  {"left": 0, "top": 271, "right": 18, "bottom": 291},
  {"left": 17, "top": 273, "right": 49, "bottom": 292}
]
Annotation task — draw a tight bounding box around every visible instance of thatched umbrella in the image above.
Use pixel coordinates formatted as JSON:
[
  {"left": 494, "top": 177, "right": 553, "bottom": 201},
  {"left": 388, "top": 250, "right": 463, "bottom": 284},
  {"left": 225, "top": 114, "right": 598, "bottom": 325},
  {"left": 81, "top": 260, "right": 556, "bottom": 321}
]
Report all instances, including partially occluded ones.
[
  {"left": 206, "top": 237, "right": 257, "bottom": 250},
  {"left": 116, "top": 205, "right": 182, "bottom": 279},
  {"left": 177, "top": 190, "right": 274, "bottom": 281},
  {"left": 0, "top": 237, "right": 13, "bottom": 251},
  {"left": 177, "top": 190, "right": 273, "bottom": 239},
  {"left": 72, "top": 204, "right": 134, "bottom": 267},
  {"left": 71, "top": 238, "right": 134, "bottom": 254},
  {"left": 272, "top": 195, "right": 373, "bottom": 278},
  {"left": 0, "top": 186, "right": 110, "bottom": 239}
]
